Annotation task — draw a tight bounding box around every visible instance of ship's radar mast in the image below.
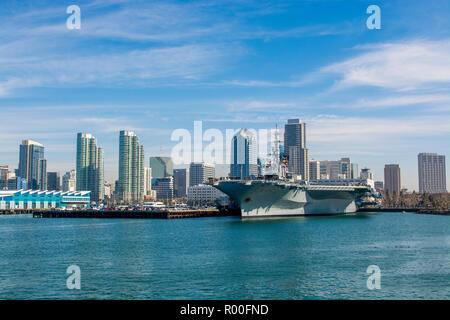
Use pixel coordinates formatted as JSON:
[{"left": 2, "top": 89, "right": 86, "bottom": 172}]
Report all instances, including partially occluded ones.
[{"left": 265, "top": 124, "right": 282, "bottom": 177}]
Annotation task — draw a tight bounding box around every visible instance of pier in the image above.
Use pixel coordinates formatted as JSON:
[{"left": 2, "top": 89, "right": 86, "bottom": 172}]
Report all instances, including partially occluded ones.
[
  {"left": 0, "top": 209, "right": 34, "bottom": 215},
  {"left": 31, "top": 208, "right": 238, "bottom": 219},
  {"left": 358, "top": 207, "right": 419, "bottom": 213},
  {"left": 358, "top": 207, "right": 450, "bottom": 215}
]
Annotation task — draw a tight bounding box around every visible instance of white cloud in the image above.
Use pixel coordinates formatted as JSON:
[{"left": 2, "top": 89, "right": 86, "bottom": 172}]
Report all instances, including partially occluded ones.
[
  {"left": 223, "top": 40, "right": 450, "bottom": 92},
  {"left": 322, "top": 40, "right": 450, "bottom": 91},
  {"left": 0, "top": 0, "right": 357, "bottom": 96},
  {"left": 203, "top": 115, "right": 274, "bottom": 123},
  {"left": 0, "top": 2, "right": 240, "bottom": 95},
  {"left": 307, "top": 115, "right": 450, "bottom": 146},
  {"left": 8, "top": 3, "right": 346, "bottom": 43},
  {"left": 0, "top": 44, "right": 230, "bottom": 94},
  {"left": 228, "top": 100, "right": 298, "bottom": 111},
  {"left": 353, "top": 94, "right": 450, "bottom": 109}
]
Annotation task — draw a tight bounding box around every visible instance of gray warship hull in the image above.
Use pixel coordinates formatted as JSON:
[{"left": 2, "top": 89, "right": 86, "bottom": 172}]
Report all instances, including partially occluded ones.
[{"left": 214, "top": 180, "right": 372, "bottom": 217}]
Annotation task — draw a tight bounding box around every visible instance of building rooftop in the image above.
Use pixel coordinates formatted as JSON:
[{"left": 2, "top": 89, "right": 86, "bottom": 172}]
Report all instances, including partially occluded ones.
[
  {"left": 0, "top": 189, "right": 91, "bottom": 196},
  {"left": 21, "top": 140, "right": 43, "bottom": 147}
]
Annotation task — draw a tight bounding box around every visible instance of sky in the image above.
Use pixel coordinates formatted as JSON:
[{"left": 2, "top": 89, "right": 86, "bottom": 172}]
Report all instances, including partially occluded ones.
[{"left": 0, "top": 0, "right": 449, "bottom": 191}]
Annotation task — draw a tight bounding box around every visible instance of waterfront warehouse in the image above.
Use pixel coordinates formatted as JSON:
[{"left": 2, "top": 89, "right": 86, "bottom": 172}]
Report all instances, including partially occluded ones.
[{"left": 0, "top": 190, "right": 91, "bottom": 210}]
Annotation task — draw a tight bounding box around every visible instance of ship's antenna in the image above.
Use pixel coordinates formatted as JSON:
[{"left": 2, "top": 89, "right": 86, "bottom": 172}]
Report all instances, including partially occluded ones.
[
  {"left": 274, "top": 123, "right": 279, "bottom": 165},
  {"left": 264, "top": 123, "right": 282, "bottom": 177},
  {"left": 272, "top": 123, "right": 281, "bottom": 176}
]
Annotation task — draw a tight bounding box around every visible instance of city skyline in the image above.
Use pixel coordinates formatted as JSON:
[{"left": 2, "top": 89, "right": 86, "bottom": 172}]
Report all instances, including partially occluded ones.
[
  {"left": 1, "top": 1, "right": 450, "bottom": 191},
  {"left": 0, "top": 128, "right": 448, "bottom": 193}
]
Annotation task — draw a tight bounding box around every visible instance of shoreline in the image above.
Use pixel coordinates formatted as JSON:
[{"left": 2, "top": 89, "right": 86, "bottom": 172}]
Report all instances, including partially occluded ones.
[
  {"left": 2, "top": 208, "right": 449, "bottom": 217},
  {"left": 358, "top": 207, "right": 450, "bottom": 216}
]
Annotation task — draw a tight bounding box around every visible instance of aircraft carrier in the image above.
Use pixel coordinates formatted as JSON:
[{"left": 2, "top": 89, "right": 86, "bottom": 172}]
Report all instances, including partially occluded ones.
[{"left": 213, "top": 179, "right": 373, "bottom": 218}]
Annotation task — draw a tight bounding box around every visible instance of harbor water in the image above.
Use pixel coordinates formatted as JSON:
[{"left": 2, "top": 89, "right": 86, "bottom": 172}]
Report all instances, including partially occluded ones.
[{"left": 0, "top": 212, "right": 449, "bottom": 299}]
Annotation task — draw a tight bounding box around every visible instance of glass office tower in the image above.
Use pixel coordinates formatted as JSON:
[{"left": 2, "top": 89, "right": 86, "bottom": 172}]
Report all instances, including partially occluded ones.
[
  {"left": 18, "top": 140, "right": 46, "bottom": 190},
  {"left": 76, "top": 133, "right": 104, "bottom": 202},
  {"left": 118, "top": 131, "right": 145, "bottom": 202}
]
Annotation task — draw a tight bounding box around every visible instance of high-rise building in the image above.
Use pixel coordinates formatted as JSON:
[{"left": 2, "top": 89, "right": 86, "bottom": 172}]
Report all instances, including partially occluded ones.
[
  {"left": 284, "top": 119, "right": 309, "bottom": 180},
  {"left": 0, "top": 165, "right": 8, "bottom": 190},
  {"left": 47, "top": 172, "right": 61, "bottom": 191},
  {"left": 104, "top": 181, "right": 114, "bottom": 199},
  {"left": 173, "top": 168, "right": 189, "bottom": 198},
  {"left": 320, "top": 161, "right": 336, "bottom": 179},
  {"left": 37, "top": 159, "right": 47, "bottom": 190},
  {"left": 188, "top": 184, "right": 227, "bottom": 203},
  {"left": 18, "top": 140, "right": 46, "bottom": 190},
  {"left": 118, "top": 131, "right": 145, "bottom": 202},
  {"left": 8, "top": 178, "right": 18, "bottom": 190},
  {"left": 309, "top": 160, "right": 320, "bottom": 180},
  {"left": 320, "top": 158, "right": 351, "bottom": 180},
  {"left": 374, "top": 181, "right": 384, "bottom": 192},
  {"left": 98, "top": 148, "right": 104, "bottom": 201},
  {"left": 230, "top": 128, "right": 258, "bottom": 179},
  {"left": 350, "top": 163, "right": 359, "bottom": 179},
  {"left": 384, "top": 164, "right": 401, "bottom": 195},
  {"left": 289, "top": 146, "right": 309, "bottom": 180},
  {"left": 149, "top": 156, "right": 173, "bottom": 179},
  {"left": 153, "top": 177, "right": 174, "bottom": 200},
  {"left": 418, "top": 153, "right": 447, "bottom": 193},
  {"left": 144, "top": 167, "right": 152, "bottom": 196},
  {"left": 189, "top": 162, "right": 215, "bottom": 187},
  {"left": 0, "top": 165, "right": 8, "bottom": 181},
  {"left": 17, "top": 177, "right": 27, "bottom": 189},
  {"left": 76, "top": 133, "right": 104, "bottom": 202},
  {"left": 62, "top": 170, "right": 76, "bottom": 192},
  {"left": 114, "top": 180, "right": 119, "bottom": 198},
  {"left": 340, "top": 158, "right": 351, "bottom": 179}
]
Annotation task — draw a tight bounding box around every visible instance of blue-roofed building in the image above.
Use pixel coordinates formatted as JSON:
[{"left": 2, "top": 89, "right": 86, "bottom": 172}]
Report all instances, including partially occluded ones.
[{"left": 0, "top": 190, "right": 91, "bottom": 210}]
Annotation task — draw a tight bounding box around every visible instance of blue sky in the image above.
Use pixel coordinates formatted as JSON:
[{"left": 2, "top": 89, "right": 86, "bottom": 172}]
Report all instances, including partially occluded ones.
[{"left": 0, "top": 0, "right": 449, "bottom": 191}]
